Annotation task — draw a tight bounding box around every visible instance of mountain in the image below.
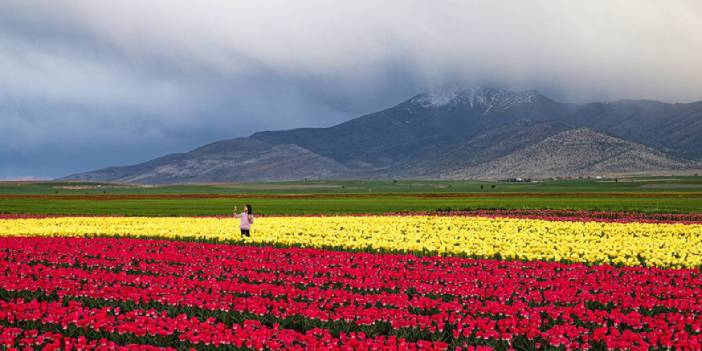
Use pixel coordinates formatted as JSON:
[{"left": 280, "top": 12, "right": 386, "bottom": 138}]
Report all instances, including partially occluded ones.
[
  {"left": 63, "top": 86, "right": 702, "bottom": 183},
  {"left": 564, "top": 99, "right": 702, "bottom": 159},
  {"left": 73, "top": 138, "right": 350, "bottom": 184},
  {"left": 252, "top": 87, "right": 569, "bottom": 169},
  {"left": 449, "top": 128, "right": 698, "bottom": 179}
]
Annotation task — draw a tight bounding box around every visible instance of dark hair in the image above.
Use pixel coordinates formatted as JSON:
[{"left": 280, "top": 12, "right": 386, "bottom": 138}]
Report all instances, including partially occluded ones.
[{"left": 245, "top": 204, "right": 253, "bottom": 215}]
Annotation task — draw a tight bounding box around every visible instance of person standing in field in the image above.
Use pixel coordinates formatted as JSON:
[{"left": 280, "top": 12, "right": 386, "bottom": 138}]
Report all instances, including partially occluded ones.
[{"left": 234, "top": 204, "right": 254, "bottom": 237}]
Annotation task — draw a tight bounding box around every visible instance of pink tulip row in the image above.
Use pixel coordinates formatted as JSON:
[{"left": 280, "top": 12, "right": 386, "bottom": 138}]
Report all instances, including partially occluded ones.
[
  {"left": 2, "top": 208, "right": 702, "bottom": 224},
  {"left": 258, "top": 209, "right": 702, "bottom": 224},
  {"left": 2, "top": 237, "right": 702, "bottom": 350},
  {"left": 0, "top": 326, "right": 174, "bottom": 351},
  {"left": 432, "top": 209, "right": 702, "bottom": 224},
  {"left": 0, "top": 299, "right": 455, "bottom": 351}
]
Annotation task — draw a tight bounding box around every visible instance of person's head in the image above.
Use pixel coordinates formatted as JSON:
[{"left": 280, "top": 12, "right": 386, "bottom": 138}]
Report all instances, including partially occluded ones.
[{"left": 244, "top": 204, "right": 253, "bottom": 214}]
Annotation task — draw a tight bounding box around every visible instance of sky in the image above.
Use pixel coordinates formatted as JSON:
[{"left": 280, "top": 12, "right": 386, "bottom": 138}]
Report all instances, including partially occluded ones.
[{"left": 1, "top": 1, "right": 702, "bottom": 179}]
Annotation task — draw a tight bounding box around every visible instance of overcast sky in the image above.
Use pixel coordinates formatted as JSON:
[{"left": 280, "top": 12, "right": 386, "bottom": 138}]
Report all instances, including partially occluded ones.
[{"left": 1, "top": 0, "right": 701, "bottom": 179}]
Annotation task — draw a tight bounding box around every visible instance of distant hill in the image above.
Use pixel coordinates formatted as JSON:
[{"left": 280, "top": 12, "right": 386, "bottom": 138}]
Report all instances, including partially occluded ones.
[
  {"left": 71, "top": 138, "right": 349, "bottom": 184},
  {"left": 448, "top": 128, "right": 698, "bottom": 179},
  {"left": 63, "top": 86, "right": 702, "bottom": 183}
]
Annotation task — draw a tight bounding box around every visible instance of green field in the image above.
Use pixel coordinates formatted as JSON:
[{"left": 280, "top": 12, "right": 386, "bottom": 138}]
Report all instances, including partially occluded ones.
[
  {"left": 3, "top": 177, "right": 702, "bottom": 195},
  {"left": 1, "top": 177, "right": 701, "bottom": 216}
]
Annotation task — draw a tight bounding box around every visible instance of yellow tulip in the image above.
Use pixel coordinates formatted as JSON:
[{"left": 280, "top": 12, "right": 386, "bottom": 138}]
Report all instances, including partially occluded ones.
[{"left": 0, "top": 215, "right": 700, "bottom": 269}]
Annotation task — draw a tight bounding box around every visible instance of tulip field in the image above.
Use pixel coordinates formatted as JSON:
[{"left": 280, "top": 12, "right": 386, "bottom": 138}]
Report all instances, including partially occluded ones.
[
  {"left": 1, "top": 214, "right": 701, "bottom": 268},
  {"left": 1, "top": 180, "right": 702, "bottom": 350}
]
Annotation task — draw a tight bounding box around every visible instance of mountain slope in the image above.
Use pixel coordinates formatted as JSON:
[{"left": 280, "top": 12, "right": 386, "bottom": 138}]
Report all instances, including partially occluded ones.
[
  {"left": 63, "top": 86, "right": 702, "bottom": 183},
  {"left": 251, "top": 87, "right": 569, "bottom": 169},
  {"left": 67, "top": 138, "right": 350, "bottom": 183},
  {"left": 565, "top": 100, "right": 702, "bottom": 158},
  {"left": 451, "top": 128, "right": 700, "bottom": 179},
  {"left": 372, "top": 120, "right": 569, "bottom": 178}
]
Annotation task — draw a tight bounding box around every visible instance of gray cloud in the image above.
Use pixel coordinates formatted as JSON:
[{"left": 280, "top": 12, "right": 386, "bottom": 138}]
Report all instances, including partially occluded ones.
[{"left": 1, "top": 0, "right": 702, "bottom": 178}]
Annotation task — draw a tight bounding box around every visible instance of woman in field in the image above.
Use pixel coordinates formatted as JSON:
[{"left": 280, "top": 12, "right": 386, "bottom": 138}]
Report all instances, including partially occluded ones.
[{"left": 234, "top": 204, "right": 254, "bottom": 237}]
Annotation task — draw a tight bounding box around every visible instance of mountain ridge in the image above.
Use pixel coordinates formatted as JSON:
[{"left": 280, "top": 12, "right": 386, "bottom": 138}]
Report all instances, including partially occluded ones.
[
  {"left": 448, "top": 128, "right": 699, "bottom": 179},
  {"left": 63, "top": 87, "right": 702, "bottom": 183}
]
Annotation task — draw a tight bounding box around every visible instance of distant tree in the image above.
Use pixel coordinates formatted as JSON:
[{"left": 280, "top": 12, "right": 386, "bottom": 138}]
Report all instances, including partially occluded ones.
[
  {"left": 491, "top": 184, "right": 496, "bottom": 189},
  {"left": 393, "top": 179, "right": 398, "bottom": 184},
  {"left": 615, "top": 178, "right": 619, "bottom": 183},
  {"left": 480, "top": 185, "right": 484, "bottom": 190}
]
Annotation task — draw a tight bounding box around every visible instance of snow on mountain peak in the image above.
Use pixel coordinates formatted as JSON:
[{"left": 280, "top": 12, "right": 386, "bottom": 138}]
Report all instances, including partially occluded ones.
[
  {"left": 411, "top": 86, "right": 543, "bottom": 112},
  {"left": 418, "top": 86, "right": 464, "bottom": 107}
]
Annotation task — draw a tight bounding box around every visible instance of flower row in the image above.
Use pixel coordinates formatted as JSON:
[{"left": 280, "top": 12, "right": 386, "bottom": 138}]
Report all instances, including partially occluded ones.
[
  {"left": 1, "top": 215, "right": 701, "bottom": 268},
  {"left": 3, "top": 209, "right": 702, "bottom": 223},
  {"left": 0, "top": 326, "right": 175, "bottom": 351},
  {"left": 0, "top": 299, "right": 454, "bottom": 351},
  {"left": 2, "top": 237, "right": 701, "bottom": 350}
]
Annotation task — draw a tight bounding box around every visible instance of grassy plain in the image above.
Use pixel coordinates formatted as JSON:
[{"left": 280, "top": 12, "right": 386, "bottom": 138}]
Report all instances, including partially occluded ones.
[{"left": 1, "top": 177, "right": 701, "bottom": 216}]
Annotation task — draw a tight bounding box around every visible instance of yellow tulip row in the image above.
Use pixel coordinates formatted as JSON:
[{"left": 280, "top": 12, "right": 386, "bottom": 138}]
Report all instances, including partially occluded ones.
[{"left": 1, "top": 215, "right": 700, "bottom": 268}]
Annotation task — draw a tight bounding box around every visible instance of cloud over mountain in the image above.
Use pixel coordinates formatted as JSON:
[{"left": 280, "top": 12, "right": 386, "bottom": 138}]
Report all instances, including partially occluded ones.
[{"left": 2, "top": 1, "right": 702, "bottom": 178}]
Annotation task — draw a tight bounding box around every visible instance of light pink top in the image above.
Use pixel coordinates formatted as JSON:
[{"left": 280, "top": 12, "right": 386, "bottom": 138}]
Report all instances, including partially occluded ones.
[{"left": 236, "top": 212, "right": 254, "bottom": 229}]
